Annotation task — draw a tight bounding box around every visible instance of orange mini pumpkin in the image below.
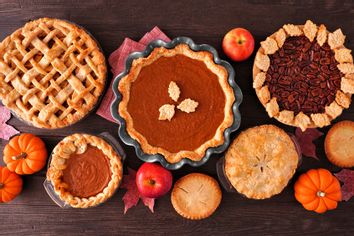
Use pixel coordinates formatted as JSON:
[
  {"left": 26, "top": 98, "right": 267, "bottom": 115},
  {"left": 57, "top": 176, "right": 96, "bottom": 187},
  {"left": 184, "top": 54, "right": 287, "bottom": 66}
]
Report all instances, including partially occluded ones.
[
  {"left": 294, "top": 168, "right": 342, "bottom": 214},
  {"left": 3, "top": 133, "right": 47, "bottom": 175},
  {"left": 0, "top": 166, "right": 23, "bottom": 203}
]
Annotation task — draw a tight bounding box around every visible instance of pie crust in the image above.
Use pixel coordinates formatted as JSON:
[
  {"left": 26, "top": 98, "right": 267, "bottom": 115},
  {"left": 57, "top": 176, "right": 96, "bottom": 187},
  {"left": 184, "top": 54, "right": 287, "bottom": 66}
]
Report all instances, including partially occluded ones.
[
  {"left": 47, "top": 134, "right": 123, "bottom": 208},
  {"left": 0, "top": 18, "right": 107, "bottom": 129},
  {"left": 171, "top": 173, "right": 222, "bottom": 220},
  {"left": 118, "top": 44, "right": 235, "bottom": 163},
  {"left": 253, "top": 20, "right": 354, "bottom": 131},
  {"left": 224, "top": 125, "right": 299, "bottom": 199},
  {"left": 324, "top": 120, "right": 354, "bottom": 168}
]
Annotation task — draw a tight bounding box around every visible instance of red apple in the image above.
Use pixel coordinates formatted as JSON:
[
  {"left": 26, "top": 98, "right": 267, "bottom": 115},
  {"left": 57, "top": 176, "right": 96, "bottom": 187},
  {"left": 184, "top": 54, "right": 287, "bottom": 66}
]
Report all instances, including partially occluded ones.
[
  {"left": 222, "top": 28, "right": 255, "bottom": 62},
  {"left": 136, "top": 163, "right": 173, "bottom": 198}
]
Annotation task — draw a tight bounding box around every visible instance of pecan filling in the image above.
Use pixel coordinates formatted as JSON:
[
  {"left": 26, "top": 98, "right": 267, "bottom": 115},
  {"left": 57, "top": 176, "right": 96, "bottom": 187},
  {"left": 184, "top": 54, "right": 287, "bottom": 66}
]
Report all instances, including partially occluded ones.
[{"left": 265, "top": 36, "right": 343, "bottom": 115}]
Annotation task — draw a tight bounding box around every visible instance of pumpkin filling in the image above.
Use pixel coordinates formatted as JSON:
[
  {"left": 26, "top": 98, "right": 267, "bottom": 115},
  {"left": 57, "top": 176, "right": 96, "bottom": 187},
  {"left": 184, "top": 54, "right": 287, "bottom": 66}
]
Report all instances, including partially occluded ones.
[
  {"left": 127, "top": 54, "right": 226, "bottom": 152},
  {"left": 62, "top": 146, "right": 111, "bottom": 198}
]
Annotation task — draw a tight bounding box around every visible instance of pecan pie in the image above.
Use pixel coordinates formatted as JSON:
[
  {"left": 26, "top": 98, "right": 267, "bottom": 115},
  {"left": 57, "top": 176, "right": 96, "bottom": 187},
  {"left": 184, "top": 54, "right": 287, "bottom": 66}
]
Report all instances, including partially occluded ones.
[
  {"left": 47, "top": 134, "right": 123, "bottom": 208},
  {"left": 253, "top": 20, "right": 354, "bottom": 131},
  {"left": 0, "top": 18, "right": 107, "bottom": 129},
  {"left": 118, "top": 44, "right": 235, "bottom": 163}
]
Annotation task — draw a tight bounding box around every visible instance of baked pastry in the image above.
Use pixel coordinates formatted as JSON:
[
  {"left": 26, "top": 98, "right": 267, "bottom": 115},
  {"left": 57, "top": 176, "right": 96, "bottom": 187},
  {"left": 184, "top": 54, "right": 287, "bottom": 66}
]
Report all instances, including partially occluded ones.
[
  {"left": 224, "top": 125, "right": 299, "bottom": 199},
  {"left": 325, "top": 120, "right": 354, "bottom": 168},
  {"left": 0, "top": 18, "right": 107, "bottom": 129},
  {"left": 253, "top": 20, "right": 354, "bottom": 131},
  {"left": 171, "top": 173, "right": 222, "bottom": 220},
  {"left": 118, "top": 44, "right": 235, "bottom": 163},
  {"left": 47, "top": 134, "right": 123, "bottom": 208}
]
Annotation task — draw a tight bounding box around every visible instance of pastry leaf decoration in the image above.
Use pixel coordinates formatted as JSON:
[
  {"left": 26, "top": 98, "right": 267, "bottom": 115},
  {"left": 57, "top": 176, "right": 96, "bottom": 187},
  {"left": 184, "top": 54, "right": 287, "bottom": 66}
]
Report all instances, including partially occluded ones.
[
  {"left": 158, "top": 104, "right": 175, "bottom": 121},
  {"left": 177, "top": 98, "right": 199, "bottom": 113},
  {"left": 121, "top": 168, "right": 155, "bottom": 214},
  {"left": 168, "top": 81, "right": 180, "bottom": 102},
  {"left": 294, "top": 128, "right": 323, "bottom": 160},
  {"left": 159, "top": 81, "right": 199, "bottom": 121},
  {"left": 334, "top": 169, "right": 354, "bottom": 201}
]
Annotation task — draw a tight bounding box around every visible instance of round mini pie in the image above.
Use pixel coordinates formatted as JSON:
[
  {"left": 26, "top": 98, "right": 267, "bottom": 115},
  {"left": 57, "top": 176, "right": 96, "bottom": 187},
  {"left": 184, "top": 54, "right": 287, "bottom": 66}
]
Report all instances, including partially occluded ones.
[
  {"left": 224, "top": 125, "right": 299, "bottom": 199},
  {"left": 253, "top": 20, "right": 354, "bottom": 131},
  {"left": 0, "top": 18, "right": 107, "bottom": 129},
  {"left": 171, "top": 173, "right": 222, "bottom": 220},
  {"left": 325, "top": 120, "right": 354, "bottom": 168},
  {"left": 118, "top": 43, "right": 235, "bottom": 163},
  {"left": 47, "top": 134, "right": 123, "bottom": 208}
]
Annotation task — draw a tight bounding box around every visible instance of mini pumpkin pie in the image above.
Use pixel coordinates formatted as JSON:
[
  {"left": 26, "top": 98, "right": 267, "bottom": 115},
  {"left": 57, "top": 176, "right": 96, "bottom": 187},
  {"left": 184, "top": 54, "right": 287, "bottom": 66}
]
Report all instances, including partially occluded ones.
[
  {"left": 47, "top": 134, "right": 123, "bottom": 208},
  {"left": 171, "top": 173, "right": 222, "bottom": 220},
  {"left": 0, "top": 18, "right": 107, "bottom": 128},
  {"left": 325, "top": 120, "right": 354, "bottom": 168},
  {"left": 118, "top": 44, "right": 235, "bottom": 163},
  {"left": 224, "top": 125, "right": 299, "bottom": 199},
  {"left": 253, "top": 20, "right": 354, "bottom": 131}
]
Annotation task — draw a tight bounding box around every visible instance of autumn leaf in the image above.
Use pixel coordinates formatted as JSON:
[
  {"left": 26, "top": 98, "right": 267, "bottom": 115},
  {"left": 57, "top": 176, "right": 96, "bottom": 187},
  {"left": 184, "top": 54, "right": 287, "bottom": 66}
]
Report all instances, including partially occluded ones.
[
  {"left": 121, "top": 168, "right": 155, "bottom": 214},
  {"left": 0, "top": 105, "right": 19, "bottom": 140},
  {"left": 334, "top": 169, "right": 354, "bottom": 201},
  {"left": 295, "top": 128, "right": 323, "bottom": 160}
]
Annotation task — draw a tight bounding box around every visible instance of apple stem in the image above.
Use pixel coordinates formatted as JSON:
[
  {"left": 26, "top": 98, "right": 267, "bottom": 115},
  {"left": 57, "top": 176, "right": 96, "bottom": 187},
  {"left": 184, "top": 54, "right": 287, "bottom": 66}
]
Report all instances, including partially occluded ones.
[
  {"left": 12, "top": 152, "right": 27, "bottom": 161},
  {"left": 148, "top": 179, "right": 156, "bottom": 185},
  {"left": 0, "top": 183, "right": 3, "bottom": 189}
]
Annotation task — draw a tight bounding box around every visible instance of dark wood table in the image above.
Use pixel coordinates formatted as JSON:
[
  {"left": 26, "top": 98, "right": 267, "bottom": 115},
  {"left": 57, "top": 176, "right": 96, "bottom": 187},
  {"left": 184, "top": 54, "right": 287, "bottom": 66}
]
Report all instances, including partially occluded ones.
[{"left": 0, "top": 0, "right": 353, "bottom": 235}]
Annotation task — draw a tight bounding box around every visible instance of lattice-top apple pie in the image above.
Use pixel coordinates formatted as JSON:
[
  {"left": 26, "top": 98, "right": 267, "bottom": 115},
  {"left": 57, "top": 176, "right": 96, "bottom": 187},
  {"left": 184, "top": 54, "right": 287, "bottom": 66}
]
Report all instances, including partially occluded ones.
[{"left": 0, "top": 18, "right": 106, "bottom": 129}]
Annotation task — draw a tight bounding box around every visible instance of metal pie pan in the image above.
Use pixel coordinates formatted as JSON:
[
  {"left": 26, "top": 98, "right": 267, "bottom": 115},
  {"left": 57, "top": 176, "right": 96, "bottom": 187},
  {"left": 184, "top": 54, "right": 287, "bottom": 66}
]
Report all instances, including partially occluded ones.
[{"left": 111, "top": 37, "right": 243, "bottom": 170}]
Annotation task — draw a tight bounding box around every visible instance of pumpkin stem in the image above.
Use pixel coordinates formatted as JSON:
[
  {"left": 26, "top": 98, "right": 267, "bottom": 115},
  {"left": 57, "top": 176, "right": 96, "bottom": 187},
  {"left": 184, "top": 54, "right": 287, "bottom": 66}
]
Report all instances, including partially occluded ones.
[
  {"left": 317, "top": 191, "right": 326, "bottom": 198},
  {"left": 0, "top": 183, "right": 3, "bottom": 189},
  {"left": 12, "top": 152, "right": 27, "bottom": 160}
]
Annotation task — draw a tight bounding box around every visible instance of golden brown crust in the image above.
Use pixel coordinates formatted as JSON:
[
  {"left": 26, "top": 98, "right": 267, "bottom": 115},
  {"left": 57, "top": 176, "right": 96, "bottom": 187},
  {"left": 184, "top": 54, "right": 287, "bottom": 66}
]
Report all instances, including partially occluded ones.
[
  {"left": 325, "top": 120, "right": 354, "bottom": 168},
  {"left": 171, "top": 173, "right": 222, "bottom": 220},
  {"left": 47, "top": 134, "right": 123, "bottom": 208},
  {"left": 0, "top": 18, "right": 107, "bottom": 129},
  {"left": 224, "top": 125, "right": 299, "bottom": 199},
  {"left": 118, "top": 44, "right": 235, "bottom": 163},
  {"left": 252, "top": 21, "right": 353, "bottom": 131}
]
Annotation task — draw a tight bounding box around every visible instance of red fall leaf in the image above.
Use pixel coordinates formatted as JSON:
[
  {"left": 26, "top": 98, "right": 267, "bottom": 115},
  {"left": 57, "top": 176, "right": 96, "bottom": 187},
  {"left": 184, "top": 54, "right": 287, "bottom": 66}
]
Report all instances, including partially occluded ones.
[
  {"left": 295, "top": 128, "right": 323, "bottom": 160},
  {"left": 334, "top": 169, "right": 354, "bottom": 201},
  {"left": 121, "top": 168, "right": 155, "bottom": 214}
]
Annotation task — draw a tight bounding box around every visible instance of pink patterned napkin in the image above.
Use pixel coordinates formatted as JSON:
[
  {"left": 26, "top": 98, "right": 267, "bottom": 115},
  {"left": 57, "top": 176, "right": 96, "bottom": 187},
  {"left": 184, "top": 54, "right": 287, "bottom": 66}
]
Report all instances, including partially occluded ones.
[
  {"left": 0, "top": 105, "right": 19, "bottom": 140},
  {"left": 96, "top": 27, "right": 171, "bottom": 123}
]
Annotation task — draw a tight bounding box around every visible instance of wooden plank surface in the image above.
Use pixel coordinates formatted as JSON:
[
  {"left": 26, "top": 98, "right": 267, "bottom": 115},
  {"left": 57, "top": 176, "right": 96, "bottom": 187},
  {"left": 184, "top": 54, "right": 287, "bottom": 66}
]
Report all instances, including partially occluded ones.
[{"left": 0, "top": 0, "right": 353, "bottom": 235}]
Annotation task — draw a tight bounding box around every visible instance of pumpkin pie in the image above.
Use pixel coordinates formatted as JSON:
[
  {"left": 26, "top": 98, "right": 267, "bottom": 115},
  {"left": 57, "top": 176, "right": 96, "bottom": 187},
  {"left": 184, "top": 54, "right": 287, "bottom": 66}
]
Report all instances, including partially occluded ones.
[
  {"left": 46, "top": 134, "right": 123, "bottom": 208},
  {"left": 224, "top": 125, "right": 299, "bottom": 199},
  {"left": 118, "top": 44, "right": 235, "bottom": 163},
  {"left": 0, "top": 18, "right": 107, "bottom": 129},
  {"left": 171, "top": 173, "right": 222, "bottom": 220},
  {"left": 253, "top": 20, "right": 354, "bottom": 131},
  {"left": 325, "top": 120, "right": 354, "bottom": 168}
]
